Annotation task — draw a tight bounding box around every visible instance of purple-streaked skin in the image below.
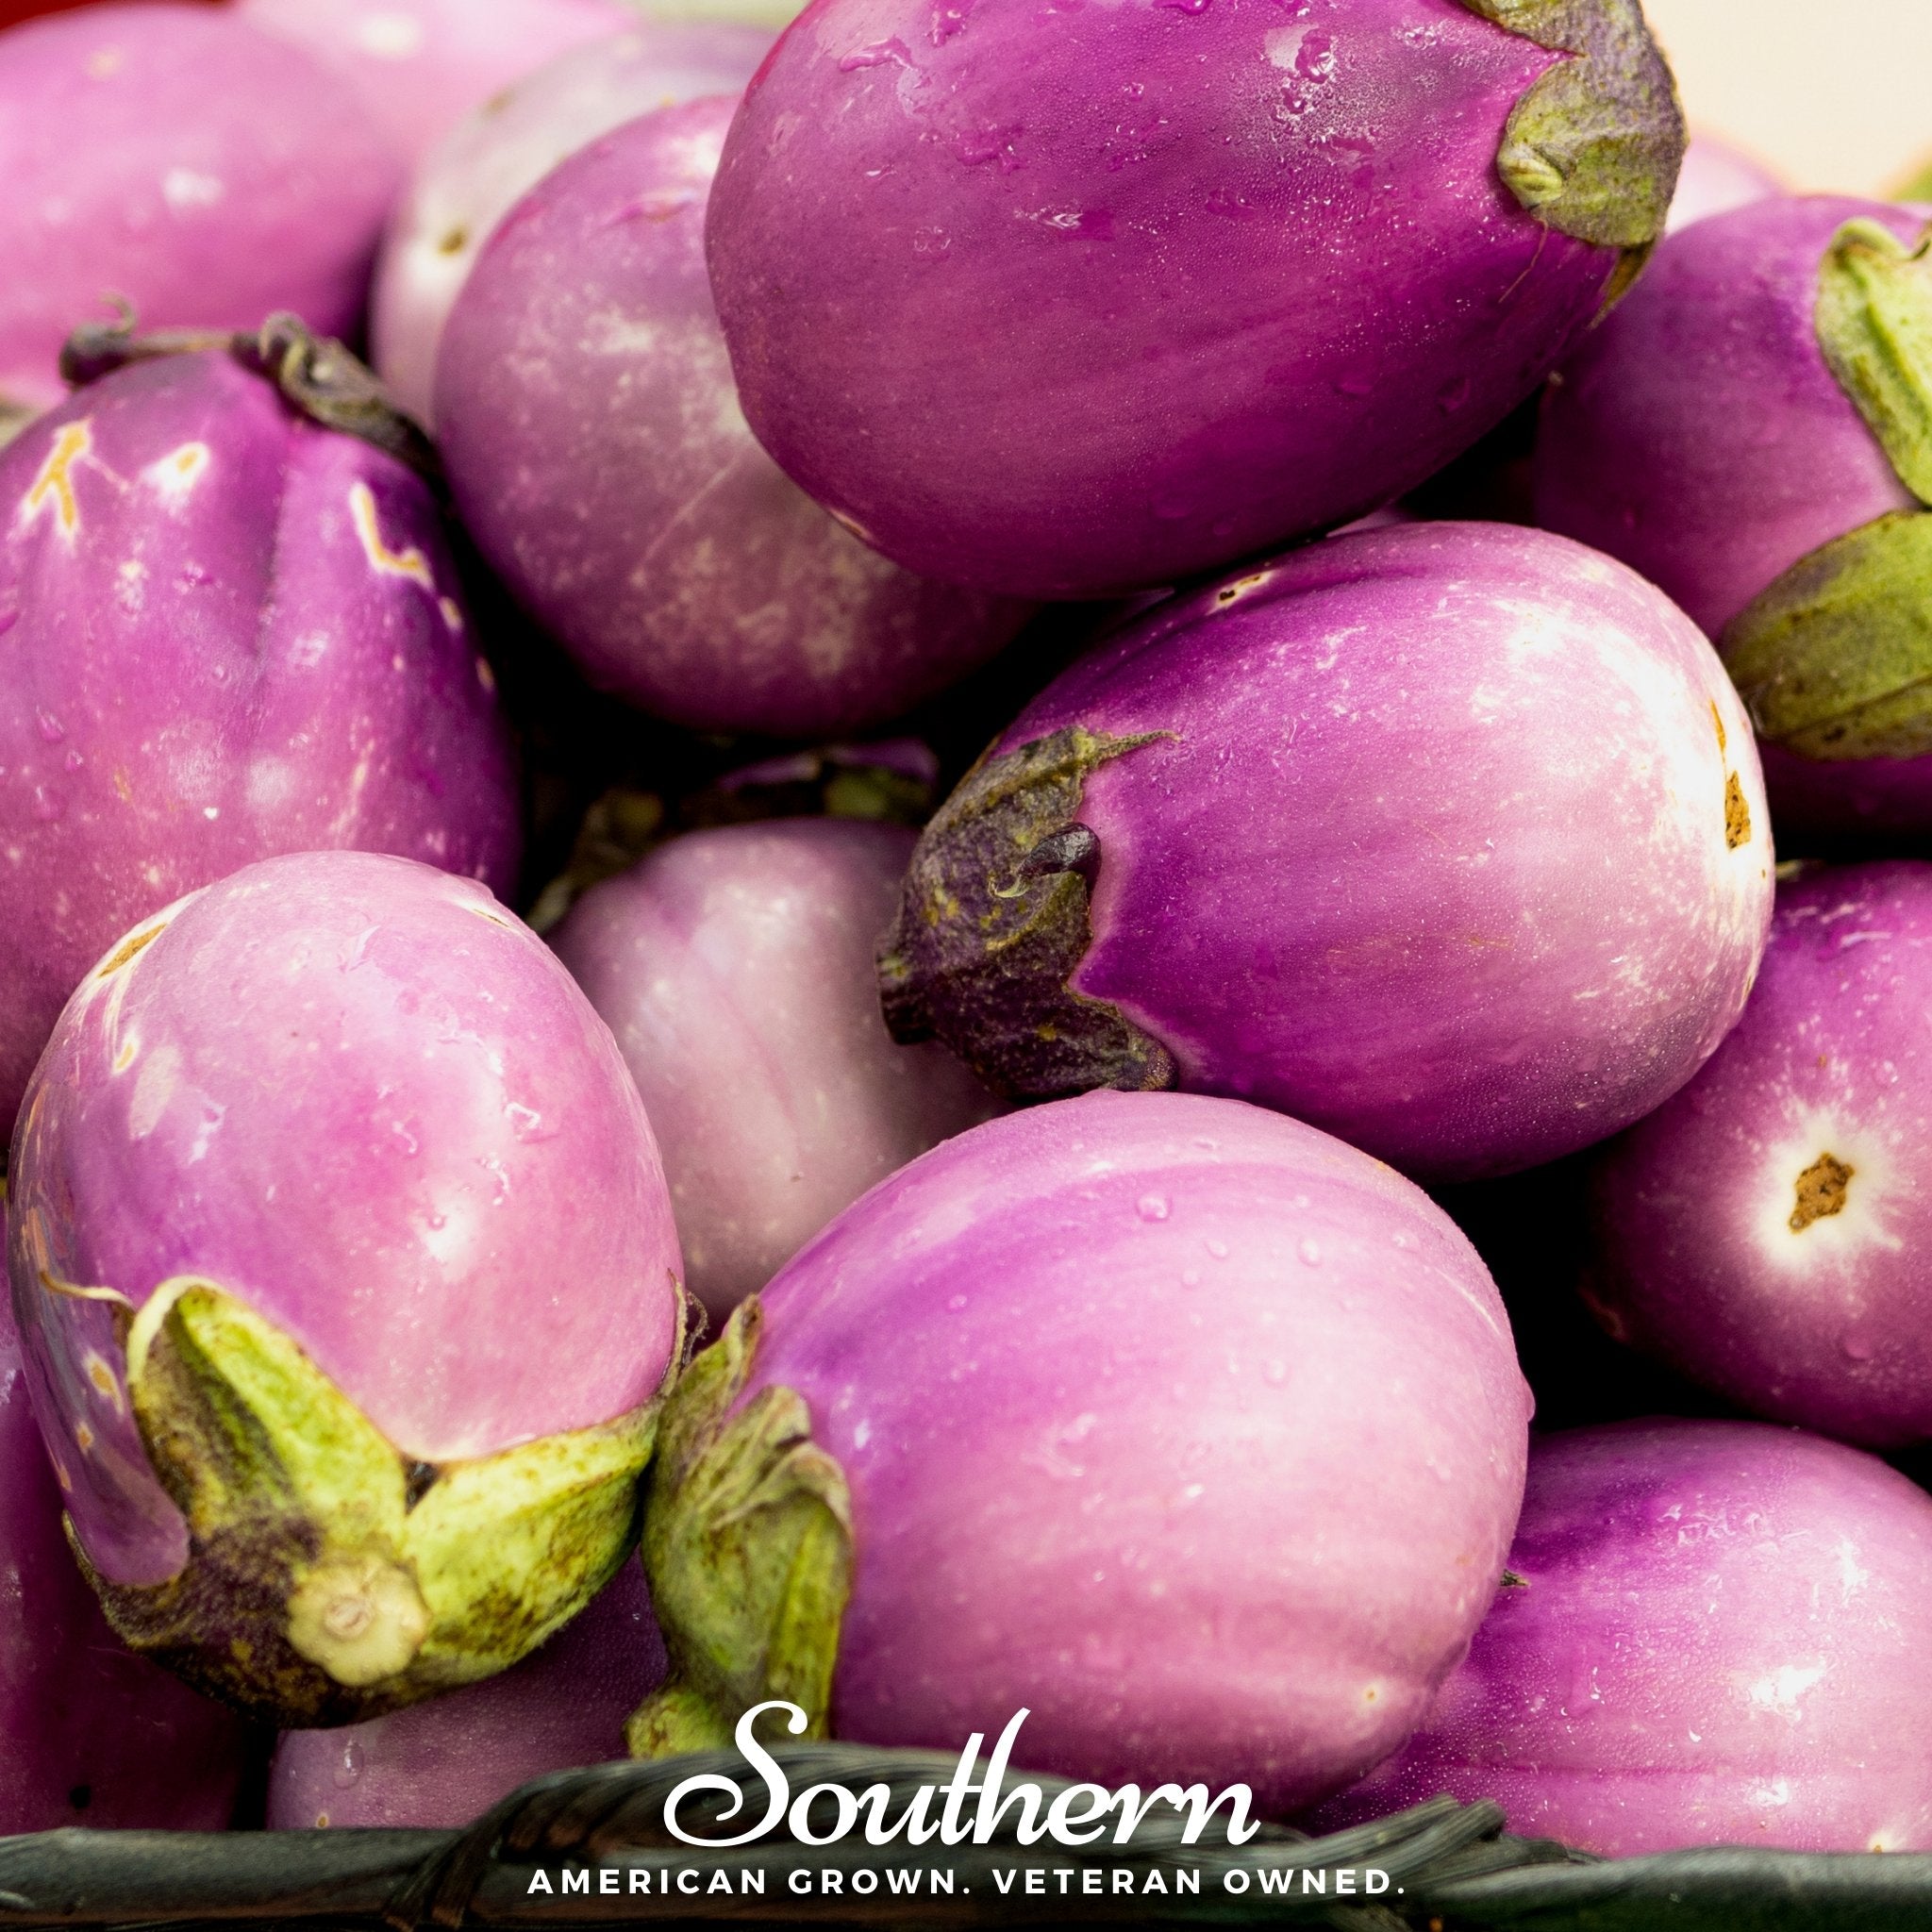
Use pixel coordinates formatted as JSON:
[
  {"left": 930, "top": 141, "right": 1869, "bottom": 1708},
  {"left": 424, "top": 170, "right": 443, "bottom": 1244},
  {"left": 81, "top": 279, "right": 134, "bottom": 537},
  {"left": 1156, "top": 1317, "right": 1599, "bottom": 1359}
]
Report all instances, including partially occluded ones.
[
  {"left": 704, "top": 0, "right": 1684, "bottom": 599},
  {"left": 1666, "top": 132, "right": 1782, "bottom": 234},
  {"left": 372, "top": 25, "right": 772, "bottom": 428},
  {"left": 237, "top": 0, "right": 636, "bottom": 170},
  {"left": 1536, "top": 197, "right": 1932, "bottom": 840},
  {"left": 1587, "top": 862, "right": 1932, "bottom": 1448},
  {"left": 438, "top": 97, "right": 1032, "bottom": 738},
  {"left": 0, "top": 342, "right": 521, "bottom": 1138},
  {"left": 551, "top": 820, "right": 1002, "bottom": 1324},
  {"left": 9, "top": 850, "right": 684, "bottom": 1725},
  {"left": 632, "top": 1091, "right": 1533, "bottom": 1816},
  {"left": 880, "top": 523, "right": 1774, "bottom": 1185},
  {"left": 0, "top": 5, "right": 400, "bottom": 417},
  {"left": 0, "top": 1207, "right": 248, "bottom": 1834},
  {"left": 267, "top": 1561, "right": 667, "bottom": 1829},
  {"left": 1307, "top": 1420, "right": 1932, "bottom": 1855}
]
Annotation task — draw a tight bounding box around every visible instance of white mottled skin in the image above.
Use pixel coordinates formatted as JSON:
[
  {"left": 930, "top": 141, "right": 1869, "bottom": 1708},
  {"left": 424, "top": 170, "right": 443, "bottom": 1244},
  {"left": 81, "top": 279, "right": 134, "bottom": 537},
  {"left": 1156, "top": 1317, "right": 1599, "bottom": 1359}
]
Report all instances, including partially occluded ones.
[
  {"left": 372, "top": 25, "right": 769, "bottom": 426},
  {"left": 1003, "top": 524, "right": 1774, "bottom": 1181},
  {"left": 552, "top": 820, "right": 1002, "bottom": 1322},
  {"left": 1590, "top": 862, "right": 1932, "bottom": 1448},
  {"left": 9, "top": 853, "right": 683, "bottom": 1589},
  {"left": 743, "top": 1091, "right": 1532, "bottom": 1816},
  {"left": 437, "top": 96, "right": 1030, "bottom": 736},
  {"left": 1311, "top": 1422, "right": 1932, "bottom": 1855}
]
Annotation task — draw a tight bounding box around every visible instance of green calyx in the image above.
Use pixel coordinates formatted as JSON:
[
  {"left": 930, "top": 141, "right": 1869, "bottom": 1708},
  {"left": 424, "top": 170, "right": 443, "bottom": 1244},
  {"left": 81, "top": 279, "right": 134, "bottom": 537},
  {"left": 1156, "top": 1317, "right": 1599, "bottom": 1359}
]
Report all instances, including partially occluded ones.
[
  {"left": 1460, "top": 0, "right": 1685, "bottom": 295},
  {"left": 82, "top": 1280, "right": 675, "bottom": 1726},
  {"left": 1725, "top": 220, "right": 1932, "bottom": 767},
  {"left": 626, "top": 1298, "right": 852, "bottom": 1760},
  {"left": 875, "top": 726, "right": 1176, "bottom": 1103},
  {"left": 1723, "top": 511, "right": 1932, "bottom": 761},
  {"left": 1816, "top": 217, "right": 1932, "bottom": 507}
]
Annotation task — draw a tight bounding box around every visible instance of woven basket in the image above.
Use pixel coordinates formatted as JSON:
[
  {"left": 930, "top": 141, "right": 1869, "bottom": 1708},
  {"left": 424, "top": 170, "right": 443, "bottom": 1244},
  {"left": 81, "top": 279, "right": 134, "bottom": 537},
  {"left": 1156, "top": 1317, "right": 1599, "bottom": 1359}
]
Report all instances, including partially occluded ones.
[{"left": 1, "top": 1744, "right": 1926, "bottom": 1932}]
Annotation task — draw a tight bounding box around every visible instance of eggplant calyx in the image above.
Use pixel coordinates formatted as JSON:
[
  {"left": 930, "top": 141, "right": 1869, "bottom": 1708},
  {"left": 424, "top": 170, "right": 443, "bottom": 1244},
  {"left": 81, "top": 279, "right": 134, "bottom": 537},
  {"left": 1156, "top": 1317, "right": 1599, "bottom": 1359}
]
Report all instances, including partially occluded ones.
[
  {"left": 1461, "top": 0, "right": 1685, "bottom": 291},
  {"left": 1816, "top": 217, "right": 1932, "bottom": 506},
  {"left": 81, "top": 1278, "right": 674, "bottom": 1726},
  {"left": 876, "top": 725, "right": 1177, "bottom": 1102},
  {"left": 628, "top": 1298, "right": 852, "bottom": 1761},
  {"left": 1722, "top": 509, "right": 1932, "bottom": 763},
  {"left": 58, "top": 307, "right": 440, "bottom": 481}
]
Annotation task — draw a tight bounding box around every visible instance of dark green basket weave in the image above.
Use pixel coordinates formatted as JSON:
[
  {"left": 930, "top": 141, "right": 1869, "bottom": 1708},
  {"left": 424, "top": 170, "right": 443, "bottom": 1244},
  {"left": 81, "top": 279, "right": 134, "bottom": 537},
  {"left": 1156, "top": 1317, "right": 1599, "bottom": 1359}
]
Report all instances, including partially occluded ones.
[{"left": 0, "top": 1745, "right": 1927, "bottom": 1932}]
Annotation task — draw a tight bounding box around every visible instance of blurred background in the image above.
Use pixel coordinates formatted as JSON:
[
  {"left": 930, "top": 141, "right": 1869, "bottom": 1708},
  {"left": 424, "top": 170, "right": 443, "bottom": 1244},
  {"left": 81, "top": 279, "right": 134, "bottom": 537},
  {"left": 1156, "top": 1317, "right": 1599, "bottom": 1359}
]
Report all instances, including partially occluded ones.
[
  {"left": 0, "top": 0, "right": 1921, "bottom": 195},
  {"left": 1642, "top": 0, "right": 1932, "bottom": 195}
]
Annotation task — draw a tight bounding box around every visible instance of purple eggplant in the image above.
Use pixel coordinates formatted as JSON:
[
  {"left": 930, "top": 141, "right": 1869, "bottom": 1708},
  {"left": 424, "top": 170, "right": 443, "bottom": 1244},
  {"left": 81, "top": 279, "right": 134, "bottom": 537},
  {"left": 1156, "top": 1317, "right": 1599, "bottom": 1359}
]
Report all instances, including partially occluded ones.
[
  {"left": 1310, "top": 1420, "right": 1932, "bottom": 1854},
  {"left": 372, "top": 24, "right": 771, "bottom": 427},
  {"left": 268, "top": 1561, "right": 666, "bottom": 1828},
  {"left": 703, "top": 0, "right": 1685, "bottom": 599},
  {"left": 0, "top": 4, "right": 400, "bottom": 417},
  {"left": 551, "top": 820, "right": 1002, "bottom": 1324},
  {"left": 629, "top": 1090, "right": 1532, "bottom": 1817},
  {"left": 238, "top": 0, "right": 636, "bottom": 168},
  {"left": 0, "top": 1206, "right": 248, "bottom": 1833},
  {"left": 880, "top": 522, "right": 1773, "bottom": 1183},
  {"left": 438, "top": 97, "right": 1030, "bottom": 738},
  {"left": 0, "top": 327, "right": 520, "bottom": 1137},
  {"left": 1587, "top": 861, "right": 1932, "bottom": 1448},
  {"left": 1537, "top": 196, "right": 1932, "bottom": 839},
  {"left": 9, "top": 850, "right": 684, "bottom": 1727}
]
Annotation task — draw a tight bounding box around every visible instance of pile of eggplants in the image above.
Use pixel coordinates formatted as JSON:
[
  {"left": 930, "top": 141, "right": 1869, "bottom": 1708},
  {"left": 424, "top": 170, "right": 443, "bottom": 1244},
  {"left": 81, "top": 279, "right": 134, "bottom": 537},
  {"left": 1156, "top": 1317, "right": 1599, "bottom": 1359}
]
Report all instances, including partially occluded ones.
[{"left": 0, "top": 0, "right": 1927, "bottom": 1879}]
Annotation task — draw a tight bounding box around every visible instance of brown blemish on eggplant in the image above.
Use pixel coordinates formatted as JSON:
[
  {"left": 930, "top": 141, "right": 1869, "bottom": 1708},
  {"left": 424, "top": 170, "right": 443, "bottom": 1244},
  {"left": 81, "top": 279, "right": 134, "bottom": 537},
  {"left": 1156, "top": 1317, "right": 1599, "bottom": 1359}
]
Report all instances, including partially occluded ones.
[
  {"left": 1500, "top": 1570, "right": 1529, "bottom": 1589},
  {"left": 437, "top": 225, "right": 469, "bottom": 257},
  {"left": 1724, "top": 772, "right": 1752, "bottom": 849},
  {"left": 1711, "top": 701, "right": 1728, "bottom": 757},
  {"left": 1214, "top": 572, "right": 1270, "bottom": 608},
  {"left": 1790, "top": 1153, "right": 1854, "bottom": 1233},
  {"left": 97, "top": 924, "right": 161, "bottom": 977}
]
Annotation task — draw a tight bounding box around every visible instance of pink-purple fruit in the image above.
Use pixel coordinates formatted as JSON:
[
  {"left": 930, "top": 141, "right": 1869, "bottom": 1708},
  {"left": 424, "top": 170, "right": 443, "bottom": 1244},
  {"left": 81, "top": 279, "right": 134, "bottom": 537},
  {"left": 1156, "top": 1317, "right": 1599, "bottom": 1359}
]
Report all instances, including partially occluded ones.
[
  {"left": 1588, "top": 861, "right": 1932, "bottom": 1449},
  {"left": 0, "top": 5, "right": 399, "bottom": 414},
  {"left": 705, "top": 0, "right": 1684, "bottom": 597},
  {"left": 633, "top": 1090, "right": 1532, "bottom": 1818},
  {"left": 1312, "top": 1420, "right": 1932, "bottom": 1855},
  {"left": 1538, "top": 197, "right": 1932, "bottom": 839},
  {"left": 0, "top": 341, "right": 521, "bottom": 1136},
  {"left": 9, "top": 851, "right": 683, "bottom": 1726},
  {"left": 372, "top": 23, "right": 771, "bottom": 427},
  {"left": 439, "top": 96, "right": 1030, "bottom": 737},
  {"left": 0, "top": 1211, "right": 247, "bottom": 1834},
  {"left": 238, "top": 0, "right": 636, "bottom": 168},
  {"left": 552, "top": 819, "right": 1001, "bottom": 1324},
  {"left": 882, "top": 522, "right": 1773, "bottom": 1183}
]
